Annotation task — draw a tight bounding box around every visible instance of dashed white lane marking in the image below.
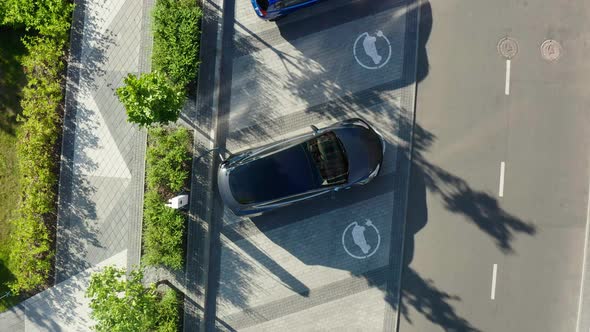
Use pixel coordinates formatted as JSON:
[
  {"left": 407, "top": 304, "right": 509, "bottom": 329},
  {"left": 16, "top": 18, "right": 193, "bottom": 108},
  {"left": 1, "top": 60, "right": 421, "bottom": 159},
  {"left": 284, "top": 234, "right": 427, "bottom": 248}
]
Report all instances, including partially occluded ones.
[
  {"left": 505, "top": 59, "right": 511, "bottom": 95},
  {"left": 499, "top": 162, "right": 506, "bottom": 197},
  {"left": 491, "top": 263, "right": 498, "bottom": 300}
]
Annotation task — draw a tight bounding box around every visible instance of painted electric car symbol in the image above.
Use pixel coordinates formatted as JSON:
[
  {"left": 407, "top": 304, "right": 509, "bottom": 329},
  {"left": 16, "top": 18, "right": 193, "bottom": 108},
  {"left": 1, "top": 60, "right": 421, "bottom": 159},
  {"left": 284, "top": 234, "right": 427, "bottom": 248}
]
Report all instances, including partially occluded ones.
[
  {"left": 342, "top": 219, "right": 381, "bottom": 259},
  {"left": 353, "top": 31, "right": 392, "bottom": 69}
]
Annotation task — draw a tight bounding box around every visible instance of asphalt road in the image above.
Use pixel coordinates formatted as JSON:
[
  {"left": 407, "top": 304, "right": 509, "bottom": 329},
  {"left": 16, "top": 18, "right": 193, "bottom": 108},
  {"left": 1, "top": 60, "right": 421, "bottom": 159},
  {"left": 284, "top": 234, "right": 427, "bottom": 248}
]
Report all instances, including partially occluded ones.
[{"left": 400, "top": 0, "right": 590, "bottom": 331}]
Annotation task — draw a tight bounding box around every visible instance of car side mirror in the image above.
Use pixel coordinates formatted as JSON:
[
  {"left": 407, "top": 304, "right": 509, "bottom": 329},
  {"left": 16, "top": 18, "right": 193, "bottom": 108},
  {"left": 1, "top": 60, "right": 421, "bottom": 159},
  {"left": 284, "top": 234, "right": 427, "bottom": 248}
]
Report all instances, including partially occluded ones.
[{"left": 310, "top": 125, "right": 319, "bottom": 135}]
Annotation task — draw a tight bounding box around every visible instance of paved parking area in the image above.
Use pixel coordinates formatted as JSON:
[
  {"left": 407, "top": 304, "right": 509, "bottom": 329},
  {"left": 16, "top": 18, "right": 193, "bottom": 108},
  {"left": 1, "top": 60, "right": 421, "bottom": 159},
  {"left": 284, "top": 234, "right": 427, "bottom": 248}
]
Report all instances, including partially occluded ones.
[{"left": 209, "top": 0, "right": 420, "bottom": 330}]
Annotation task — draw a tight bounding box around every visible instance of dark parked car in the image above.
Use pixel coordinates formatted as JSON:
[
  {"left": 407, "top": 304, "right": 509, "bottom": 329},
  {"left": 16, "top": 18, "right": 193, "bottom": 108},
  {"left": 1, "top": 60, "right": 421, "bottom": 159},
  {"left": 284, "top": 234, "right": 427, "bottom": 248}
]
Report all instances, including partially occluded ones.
[
  {"left": 217, "top": 118, "right": 385, "bottom": 216},
  {"left": 250, "top": 0, "right": 321, "bottom": 21}
]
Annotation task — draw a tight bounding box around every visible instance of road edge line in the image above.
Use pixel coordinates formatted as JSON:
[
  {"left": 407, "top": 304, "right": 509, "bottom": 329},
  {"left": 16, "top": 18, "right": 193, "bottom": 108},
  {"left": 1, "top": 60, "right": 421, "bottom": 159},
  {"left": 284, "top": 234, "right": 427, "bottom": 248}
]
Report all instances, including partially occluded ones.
[{"left": 576, "top": 165, "right": 590, "bottom": 332}]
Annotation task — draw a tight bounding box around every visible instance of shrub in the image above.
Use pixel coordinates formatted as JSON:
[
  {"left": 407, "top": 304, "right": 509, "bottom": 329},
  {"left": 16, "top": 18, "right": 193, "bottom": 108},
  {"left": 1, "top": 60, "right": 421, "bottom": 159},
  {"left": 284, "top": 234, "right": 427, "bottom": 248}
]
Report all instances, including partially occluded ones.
[
  {"left": 2, "top": 0, "right": 73, "bottom": 40},
  {"left": 143, "top": 191, "right": 185, "bottom": 269},
  {"left": 146, "top": 126, "right": 191, "bottom": 193},
  {"left": 152, "top": 0, "right": 202, "bottom": 88},
  {"left": 1, "top": 0, "right": 72, "bottom": 295},
  {"left": 116, "top": 72, "right": 185, "bottom": 127},
  {"left": 87, "top": 266, "right": 181, "bottom": 332},
  {"left": 156, "top": 289, "right": 180, "bottom": 332},
  {"left": 8, "top": 36, "right": 65, "bottom": 294},
  {"left": 87, "top": 266, "right": 159, "bottom": 332},
  {"left": 8, "top": 215, "right": 52, "bottom": 293},
  {"left": 143, "top": 126, "right": 191, "bottom": 269}
]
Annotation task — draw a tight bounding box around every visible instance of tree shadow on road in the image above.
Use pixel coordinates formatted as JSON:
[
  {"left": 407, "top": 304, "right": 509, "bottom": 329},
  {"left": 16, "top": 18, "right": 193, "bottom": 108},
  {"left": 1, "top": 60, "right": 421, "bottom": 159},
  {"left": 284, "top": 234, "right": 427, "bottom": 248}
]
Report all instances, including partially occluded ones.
[
  {"left": 399, "top": 162, "right": 481, "bottom": 331},
  {"left": 224, "top": 0, "right": 428, "bottom": 153},
  {"left": 394, "top": 105, "right": 535, "bottom": 330},
  {"left": 408, "top": 121, "right": 537, "bottom": 254}
]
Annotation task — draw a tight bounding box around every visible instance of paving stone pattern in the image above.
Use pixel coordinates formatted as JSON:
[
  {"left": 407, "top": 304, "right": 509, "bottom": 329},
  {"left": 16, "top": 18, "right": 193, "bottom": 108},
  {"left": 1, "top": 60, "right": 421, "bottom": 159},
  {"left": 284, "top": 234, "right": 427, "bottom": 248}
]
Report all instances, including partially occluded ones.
[
  {"left": 0, "top": 251, "right": 127, "bottom": 332},
  {"left": 55, "top": 0, "right": 151, "bottom": 282}
]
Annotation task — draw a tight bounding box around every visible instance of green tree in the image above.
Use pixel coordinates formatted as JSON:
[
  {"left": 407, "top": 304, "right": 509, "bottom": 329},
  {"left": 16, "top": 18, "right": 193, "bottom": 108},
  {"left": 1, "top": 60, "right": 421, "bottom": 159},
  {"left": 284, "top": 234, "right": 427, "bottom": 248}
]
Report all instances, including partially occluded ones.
[
  {"left": 116, "top": 72, "right": 185, "bottom": 127},
  {"left": 86, "top": 266, "right": 159, "bottom": 332}
]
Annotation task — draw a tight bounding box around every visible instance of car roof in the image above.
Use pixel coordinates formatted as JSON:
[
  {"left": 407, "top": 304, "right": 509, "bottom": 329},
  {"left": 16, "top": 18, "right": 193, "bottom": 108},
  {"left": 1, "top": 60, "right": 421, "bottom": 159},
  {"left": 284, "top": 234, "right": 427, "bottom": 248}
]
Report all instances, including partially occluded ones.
[{"left": 228, "top": 143, "right": 321, "bottom": 204}]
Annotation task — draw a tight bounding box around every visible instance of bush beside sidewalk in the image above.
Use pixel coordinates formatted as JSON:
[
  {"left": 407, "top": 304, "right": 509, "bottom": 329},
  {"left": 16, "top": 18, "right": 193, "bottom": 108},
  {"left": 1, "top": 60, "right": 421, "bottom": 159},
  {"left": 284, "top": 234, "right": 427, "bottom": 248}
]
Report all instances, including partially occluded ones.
[
  {"left": 0, "top": 0, "right": 73, "bottom": 300},
  {"left": 143, "top": 126, "right": 192, "bottom": 270}
]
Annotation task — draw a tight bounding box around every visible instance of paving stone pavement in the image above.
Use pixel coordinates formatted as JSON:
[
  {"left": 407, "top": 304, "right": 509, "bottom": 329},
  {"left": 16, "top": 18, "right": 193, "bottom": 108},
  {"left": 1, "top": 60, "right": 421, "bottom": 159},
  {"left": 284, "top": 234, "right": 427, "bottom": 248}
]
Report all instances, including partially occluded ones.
[
  {"left": 55, "top": 0, "right": 152, "bottom": 283},
  {"left": 204, "top": 0, "right": 420, "bottom": 331},
  {"left": 0, "top": 250, "right": 127, "bottom": 332}
]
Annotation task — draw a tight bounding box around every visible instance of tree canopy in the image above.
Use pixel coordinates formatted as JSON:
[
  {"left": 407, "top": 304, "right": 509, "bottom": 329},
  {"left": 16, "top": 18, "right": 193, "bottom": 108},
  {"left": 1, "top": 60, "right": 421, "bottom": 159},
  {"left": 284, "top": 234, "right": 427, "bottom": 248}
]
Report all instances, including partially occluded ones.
[
  {"left": 86, "top": 266, "right": 181, "bottom": 332},
  {"left": 116, "top": 72, "right": 185, "bottom": 127}
]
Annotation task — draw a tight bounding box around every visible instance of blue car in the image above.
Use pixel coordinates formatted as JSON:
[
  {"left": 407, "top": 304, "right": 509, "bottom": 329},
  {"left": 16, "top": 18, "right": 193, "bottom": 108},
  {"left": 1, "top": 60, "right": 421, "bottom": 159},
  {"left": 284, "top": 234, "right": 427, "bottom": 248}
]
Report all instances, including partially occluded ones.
[{"left": 251, "top": 0, "right": 321, "bottom": 21}]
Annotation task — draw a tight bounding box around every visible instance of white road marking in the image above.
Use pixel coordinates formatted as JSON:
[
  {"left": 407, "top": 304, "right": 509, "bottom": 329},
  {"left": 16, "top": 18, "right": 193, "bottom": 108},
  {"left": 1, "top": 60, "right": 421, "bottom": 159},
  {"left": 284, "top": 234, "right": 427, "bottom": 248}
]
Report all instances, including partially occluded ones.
[
  {"left": 499, "top": 162, "right": 506, "bottom": 197},
  {"left": 491, "top": 264, "right": 498, "bottom": 300},
  {"left": 576, "top": 176, "right": 590, "bottom": 332},
  {"left": 505, "top": 59, "right": 511, "bottom": 95}
]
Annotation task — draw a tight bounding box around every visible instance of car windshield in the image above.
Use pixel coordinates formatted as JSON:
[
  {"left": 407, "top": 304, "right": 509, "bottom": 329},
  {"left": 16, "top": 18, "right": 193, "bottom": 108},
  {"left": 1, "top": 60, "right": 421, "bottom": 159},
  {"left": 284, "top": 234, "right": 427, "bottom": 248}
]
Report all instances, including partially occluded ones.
[{"left": 306, "top": 131, "right": 348, "bottom": 186}]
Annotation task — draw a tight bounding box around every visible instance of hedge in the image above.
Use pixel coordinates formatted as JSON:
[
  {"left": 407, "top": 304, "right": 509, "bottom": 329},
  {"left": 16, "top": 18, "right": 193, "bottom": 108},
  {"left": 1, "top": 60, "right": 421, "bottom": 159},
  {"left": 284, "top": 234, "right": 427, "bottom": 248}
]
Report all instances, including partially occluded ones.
[
  {"left": 8, "top": 36, "right": 65, "bottom": 293},
  {"left": 152, "top": 0, "right": 202, "bottom": 88},
  {"left": 4, "top": 0, "right": 72, "bottom": 294},
  {"left": 143, "top": 127, "right": 191, "bottom": 269},
  {"left": 156, "top": 288, "right": 181, "bottom": 332},
  {"left": 1, "top": 0, "right": 73, "bottom": 40}
]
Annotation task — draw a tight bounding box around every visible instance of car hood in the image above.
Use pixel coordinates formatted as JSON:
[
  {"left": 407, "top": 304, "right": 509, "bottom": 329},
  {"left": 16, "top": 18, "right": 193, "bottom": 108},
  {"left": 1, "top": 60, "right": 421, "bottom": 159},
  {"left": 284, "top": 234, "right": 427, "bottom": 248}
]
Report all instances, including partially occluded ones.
[{"left": 332, "top": 126, "right": 384, "bottom": 183}]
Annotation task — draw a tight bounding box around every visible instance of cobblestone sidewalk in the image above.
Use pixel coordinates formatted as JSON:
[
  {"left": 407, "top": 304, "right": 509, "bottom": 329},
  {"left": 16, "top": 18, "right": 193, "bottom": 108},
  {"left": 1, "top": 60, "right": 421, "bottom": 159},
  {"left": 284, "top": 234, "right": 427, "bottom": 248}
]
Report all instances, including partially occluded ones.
[{"left": 54, "top": 0, "right": 154, "bottom": 283}]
